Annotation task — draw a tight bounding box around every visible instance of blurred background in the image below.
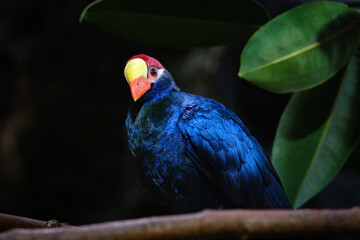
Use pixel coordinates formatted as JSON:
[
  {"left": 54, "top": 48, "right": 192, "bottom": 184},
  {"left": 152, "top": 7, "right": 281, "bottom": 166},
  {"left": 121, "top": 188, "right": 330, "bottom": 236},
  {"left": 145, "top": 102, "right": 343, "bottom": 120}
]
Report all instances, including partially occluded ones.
[{"left": 1, "top": 0, "right": 360, "bottom": 225}]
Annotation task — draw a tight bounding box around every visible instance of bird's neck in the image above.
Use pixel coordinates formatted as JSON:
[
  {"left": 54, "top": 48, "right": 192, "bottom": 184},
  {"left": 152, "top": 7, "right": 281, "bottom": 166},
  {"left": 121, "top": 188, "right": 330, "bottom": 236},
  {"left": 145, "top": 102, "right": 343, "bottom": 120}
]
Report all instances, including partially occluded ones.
[
  {"left": 144, "top": 71, "right": 179, "bottom": 104},
  {"left": 129, "top": 72, "right": 179, "bottom": 121}
]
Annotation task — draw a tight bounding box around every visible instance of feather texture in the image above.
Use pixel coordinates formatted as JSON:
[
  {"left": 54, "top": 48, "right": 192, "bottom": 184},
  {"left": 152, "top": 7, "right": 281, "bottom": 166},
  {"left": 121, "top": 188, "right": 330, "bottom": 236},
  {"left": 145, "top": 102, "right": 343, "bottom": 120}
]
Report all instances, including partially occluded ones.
[{"left": 125, "top": 58, "right": 292, "bottom": 212}]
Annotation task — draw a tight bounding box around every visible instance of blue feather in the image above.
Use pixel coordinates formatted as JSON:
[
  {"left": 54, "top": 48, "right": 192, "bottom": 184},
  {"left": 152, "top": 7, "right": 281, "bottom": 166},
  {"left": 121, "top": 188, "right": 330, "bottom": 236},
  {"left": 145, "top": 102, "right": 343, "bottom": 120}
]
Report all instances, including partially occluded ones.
[{"left": 126, "top": 66, "right": 292, "bottom": 212}]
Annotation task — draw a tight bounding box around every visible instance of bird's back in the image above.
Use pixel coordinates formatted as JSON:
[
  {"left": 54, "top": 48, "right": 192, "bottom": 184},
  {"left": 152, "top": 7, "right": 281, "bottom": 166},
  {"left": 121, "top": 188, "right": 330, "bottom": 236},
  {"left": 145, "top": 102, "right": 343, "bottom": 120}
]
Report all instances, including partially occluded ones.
[{"left": 126, "top": 91, "right": 292, "bottom": 211}]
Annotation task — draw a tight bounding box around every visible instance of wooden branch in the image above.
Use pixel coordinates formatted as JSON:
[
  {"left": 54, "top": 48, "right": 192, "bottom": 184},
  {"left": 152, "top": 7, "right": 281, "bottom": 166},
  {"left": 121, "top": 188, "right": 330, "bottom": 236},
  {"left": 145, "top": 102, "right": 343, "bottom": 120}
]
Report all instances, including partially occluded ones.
[
  {"left": 0, "top": 213, "right": 66, "bottom": 232},
  {"left": 1, "top": 207, "right": 360, "bottom": 240}
]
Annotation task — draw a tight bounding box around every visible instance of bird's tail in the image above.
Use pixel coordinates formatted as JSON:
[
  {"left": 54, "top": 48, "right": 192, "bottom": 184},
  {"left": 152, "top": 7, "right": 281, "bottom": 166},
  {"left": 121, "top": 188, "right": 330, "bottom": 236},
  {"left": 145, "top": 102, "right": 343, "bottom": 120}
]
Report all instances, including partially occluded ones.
[{"left": 264, "top": 173, "right": 292, "bottom": 209}]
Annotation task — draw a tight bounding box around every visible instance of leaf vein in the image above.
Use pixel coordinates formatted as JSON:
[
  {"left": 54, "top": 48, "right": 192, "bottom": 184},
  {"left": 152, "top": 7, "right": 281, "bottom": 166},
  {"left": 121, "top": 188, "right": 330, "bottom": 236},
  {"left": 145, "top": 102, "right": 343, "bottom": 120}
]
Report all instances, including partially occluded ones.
[
  {"left": 293, "top": 59, "right": 353, "bottom": 207},
  {"left": 240, "top": 18, "right": 360, "bottom": 77}
]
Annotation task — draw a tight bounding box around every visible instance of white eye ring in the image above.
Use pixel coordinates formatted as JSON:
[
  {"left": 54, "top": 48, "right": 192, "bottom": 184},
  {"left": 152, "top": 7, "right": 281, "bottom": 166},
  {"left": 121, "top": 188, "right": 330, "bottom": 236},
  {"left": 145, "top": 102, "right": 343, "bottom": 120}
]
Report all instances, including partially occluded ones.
[
  {"left": 157, "top": 69, "right": 164, "bottom": 78},
  {"left": 149, "top": 69, "right": 164, "bottom": 83}
]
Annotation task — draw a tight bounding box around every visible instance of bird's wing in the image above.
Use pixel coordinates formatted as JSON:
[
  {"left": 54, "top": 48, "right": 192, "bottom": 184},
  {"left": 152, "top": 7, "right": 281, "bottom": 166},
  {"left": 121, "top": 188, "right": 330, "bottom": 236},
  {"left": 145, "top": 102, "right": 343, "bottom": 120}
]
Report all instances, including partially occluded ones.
[{"left": 178, "top": 99, "right": 291, "bottom": 208}]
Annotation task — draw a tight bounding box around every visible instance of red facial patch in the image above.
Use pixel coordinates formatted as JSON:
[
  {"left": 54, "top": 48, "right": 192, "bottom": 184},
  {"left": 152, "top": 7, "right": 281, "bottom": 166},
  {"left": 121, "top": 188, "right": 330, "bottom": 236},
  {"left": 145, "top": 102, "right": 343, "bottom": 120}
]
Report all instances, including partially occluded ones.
[{"left": 127, "top": 54, "right": 164, "bottom": 70}]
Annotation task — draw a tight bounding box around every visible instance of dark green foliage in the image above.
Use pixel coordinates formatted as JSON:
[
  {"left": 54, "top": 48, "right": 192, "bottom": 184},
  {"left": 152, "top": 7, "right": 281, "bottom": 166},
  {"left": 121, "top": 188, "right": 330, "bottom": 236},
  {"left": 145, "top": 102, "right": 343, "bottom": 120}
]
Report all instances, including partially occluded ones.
[
  {"left": 80, "top": 0, "right": 269, "bottom": 48},
  {"left": 272, "top": 58, "right": 360, "bottom": 208},
  {"left": 239, "top": 2, "right": 360, "bottom": 93}
]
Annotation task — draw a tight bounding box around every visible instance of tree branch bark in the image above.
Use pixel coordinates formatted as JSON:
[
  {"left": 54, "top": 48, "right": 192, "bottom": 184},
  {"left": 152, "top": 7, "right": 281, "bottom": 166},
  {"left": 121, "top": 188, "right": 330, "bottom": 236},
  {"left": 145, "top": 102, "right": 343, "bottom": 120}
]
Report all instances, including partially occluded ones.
[
  {"left": 1, "top": 207, "right": 360, "bottom": 240},
  {"left": 0, "top": 213, "right": 66, "bottom": 232}
]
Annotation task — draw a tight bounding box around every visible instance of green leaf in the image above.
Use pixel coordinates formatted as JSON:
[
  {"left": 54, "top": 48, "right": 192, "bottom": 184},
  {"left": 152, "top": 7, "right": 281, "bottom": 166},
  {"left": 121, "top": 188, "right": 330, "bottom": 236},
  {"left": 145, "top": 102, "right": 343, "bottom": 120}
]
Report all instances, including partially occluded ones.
[
  {"left": 272, "top": 57, "right": 360, "bottom": 208},
  {"left": 239, "top": 2, "right": 360, "bottom": 93},
  {"left": 80, "top": 0, "right": 269, "bottom": 48}
]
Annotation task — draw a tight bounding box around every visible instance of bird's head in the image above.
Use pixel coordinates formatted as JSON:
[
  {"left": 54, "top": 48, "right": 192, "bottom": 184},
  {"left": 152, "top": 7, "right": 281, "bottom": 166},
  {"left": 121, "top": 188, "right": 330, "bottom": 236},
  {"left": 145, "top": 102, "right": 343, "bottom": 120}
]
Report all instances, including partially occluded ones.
[{"left": 124, "top": 54, "right": 167, "bottom": 102}]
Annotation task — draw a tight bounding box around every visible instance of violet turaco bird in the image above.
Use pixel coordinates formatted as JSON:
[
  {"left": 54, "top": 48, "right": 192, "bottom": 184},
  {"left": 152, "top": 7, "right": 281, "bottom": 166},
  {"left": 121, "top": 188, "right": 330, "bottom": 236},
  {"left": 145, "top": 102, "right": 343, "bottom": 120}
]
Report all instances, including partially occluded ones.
[{"left": 124, "top": 54, "right": 292, "bottom": 212}]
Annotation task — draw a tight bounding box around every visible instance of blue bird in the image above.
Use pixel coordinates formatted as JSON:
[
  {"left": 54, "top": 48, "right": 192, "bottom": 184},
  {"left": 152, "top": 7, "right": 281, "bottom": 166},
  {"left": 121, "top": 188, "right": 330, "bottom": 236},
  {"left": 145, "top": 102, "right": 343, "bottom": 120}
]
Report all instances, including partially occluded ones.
[{"left": 124, "top": 54, "right": 292, "bottom": 212}]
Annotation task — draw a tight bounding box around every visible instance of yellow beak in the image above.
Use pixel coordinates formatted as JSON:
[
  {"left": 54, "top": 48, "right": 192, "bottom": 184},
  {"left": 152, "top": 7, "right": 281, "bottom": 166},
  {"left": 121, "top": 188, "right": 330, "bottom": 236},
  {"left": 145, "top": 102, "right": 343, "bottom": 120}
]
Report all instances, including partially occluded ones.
[{"left": 124, "top": 58, "right": 151, "bottom": 101}]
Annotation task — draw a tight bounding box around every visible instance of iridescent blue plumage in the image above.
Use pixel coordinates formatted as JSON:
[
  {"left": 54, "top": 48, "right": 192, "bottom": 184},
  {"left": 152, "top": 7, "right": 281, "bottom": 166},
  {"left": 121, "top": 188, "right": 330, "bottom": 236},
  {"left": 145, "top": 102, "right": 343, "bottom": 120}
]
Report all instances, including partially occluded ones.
[{"left": 125, "top": 57, "right": 292, "bottom": 212}]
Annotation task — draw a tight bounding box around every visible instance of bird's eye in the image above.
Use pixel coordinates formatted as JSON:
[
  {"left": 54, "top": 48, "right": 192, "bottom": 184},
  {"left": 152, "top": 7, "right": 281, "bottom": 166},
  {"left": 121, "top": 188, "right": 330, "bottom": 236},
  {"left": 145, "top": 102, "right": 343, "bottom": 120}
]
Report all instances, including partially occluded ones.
[{"left": 149, "top": 67, "right": 158, "bottom": 77}]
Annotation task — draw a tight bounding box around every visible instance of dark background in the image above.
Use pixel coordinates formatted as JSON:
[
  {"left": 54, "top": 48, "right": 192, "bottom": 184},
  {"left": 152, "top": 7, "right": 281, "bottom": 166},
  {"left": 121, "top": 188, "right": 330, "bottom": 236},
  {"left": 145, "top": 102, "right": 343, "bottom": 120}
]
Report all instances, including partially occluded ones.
[{"left": 1, "top": 0, "right": 360, "bottom": 225}]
